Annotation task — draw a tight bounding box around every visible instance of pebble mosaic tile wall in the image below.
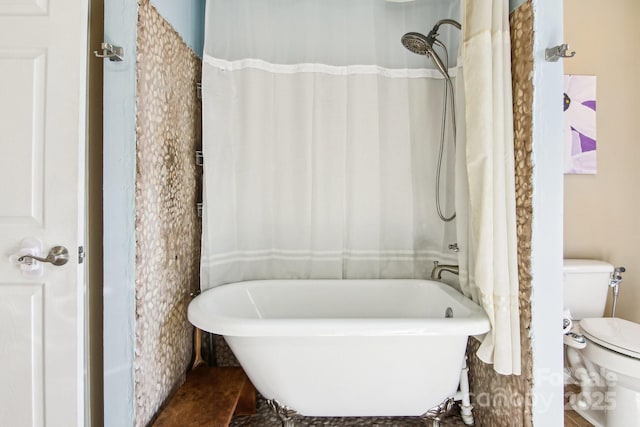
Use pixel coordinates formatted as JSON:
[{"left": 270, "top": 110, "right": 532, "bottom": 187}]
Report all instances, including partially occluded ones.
[
  {"left": 466, "top": 2, "right": 535, "bottom": 426},
  {"left": 135, "top": 1, "right": 202, "bottom": 425}
]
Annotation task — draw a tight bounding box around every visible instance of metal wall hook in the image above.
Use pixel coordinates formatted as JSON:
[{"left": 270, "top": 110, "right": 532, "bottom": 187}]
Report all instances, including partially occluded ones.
[
  {"left": 94, "top": 42, "right": 124, "bottom": 62},
  {"left": 545, "top": 43, "right": 576, "bottom": 62}
]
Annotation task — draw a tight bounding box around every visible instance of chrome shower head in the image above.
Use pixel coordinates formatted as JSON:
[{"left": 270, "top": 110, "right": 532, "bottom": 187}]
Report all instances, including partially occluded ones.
[
  {"left": 401, "top": 31, "right": 450, "bottom": 78},
  {"left": 401, "top": 31, "right": 432, "bottom": 56},
  {"left": 401, "top": 19, "right": 461, "bottom": 79}
]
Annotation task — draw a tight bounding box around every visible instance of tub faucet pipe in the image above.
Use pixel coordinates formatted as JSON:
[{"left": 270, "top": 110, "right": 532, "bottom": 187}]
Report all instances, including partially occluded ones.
[
  {"left": 609, "top": 266, "right": 626, "bottom": 317},
  {"left": 457, "top": 356, "right": 474, "bottom": 426},
  {"left": 431, "top": 261, "right": 460, "bottom": 280}
]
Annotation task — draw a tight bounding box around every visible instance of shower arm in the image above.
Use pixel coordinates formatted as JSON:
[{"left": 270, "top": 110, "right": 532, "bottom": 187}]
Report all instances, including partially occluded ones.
[
  {"left": 434, "top": 19, "right": 462, "bottom": 31},
  {"left": 427, "top": 19, "right": 462, "bottom": 41}
]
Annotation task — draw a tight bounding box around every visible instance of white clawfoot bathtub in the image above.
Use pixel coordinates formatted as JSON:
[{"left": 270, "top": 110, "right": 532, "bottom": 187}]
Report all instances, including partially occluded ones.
[{"left": 188, "top": 279, "right": 489, "bottom": 419}]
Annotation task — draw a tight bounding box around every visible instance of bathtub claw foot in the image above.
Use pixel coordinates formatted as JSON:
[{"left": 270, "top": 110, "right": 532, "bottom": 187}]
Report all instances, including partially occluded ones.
[
  {"left": 267, "top": 399, "right": 297, "bottom": 427},
  {"left": 420, "top": 397, "right": 455, "bottom": 426}
]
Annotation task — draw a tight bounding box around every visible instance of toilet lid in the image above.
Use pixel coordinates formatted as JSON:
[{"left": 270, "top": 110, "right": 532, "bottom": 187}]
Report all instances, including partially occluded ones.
[{"left": 580, "top": 317, "right": 640, "bottom": 359}]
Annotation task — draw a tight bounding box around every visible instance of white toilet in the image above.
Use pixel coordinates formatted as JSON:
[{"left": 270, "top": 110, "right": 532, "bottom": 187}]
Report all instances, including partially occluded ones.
[{"left": 564, "top": 259, "right": 640, "bottom": 427}]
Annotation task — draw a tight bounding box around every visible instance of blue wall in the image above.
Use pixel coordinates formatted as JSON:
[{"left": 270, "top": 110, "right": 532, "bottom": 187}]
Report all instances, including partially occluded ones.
[
  {"left": 103, "top": 0, "right": 138, "bottom": 425},
  {"left": 151, "top": 0, "right": 205, "bottom": 57},
  {"left": 149, "top": 0, "right": 525, "bottom": 57},
  {"left": 510, "top": 0, "right": 527, "bottom": 11}
]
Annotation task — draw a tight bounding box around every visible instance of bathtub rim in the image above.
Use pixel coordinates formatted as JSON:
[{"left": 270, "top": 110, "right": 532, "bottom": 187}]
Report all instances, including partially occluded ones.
[{"left": 188, "top": 278, "right": 490, "bottom": 337}]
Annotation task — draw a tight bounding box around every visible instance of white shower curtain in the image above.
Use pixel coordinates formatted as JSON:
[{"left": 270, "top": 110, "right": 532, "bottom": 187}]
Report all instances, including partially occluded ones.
[
  {"left": 200, "top": 0, "right": 521, "bottom": 376},
  {"left": 200, "top": 0, "right": 460, "bottom": 288},
  {"left": 461, "top": 0, "right": 521, "bottom": 375}
]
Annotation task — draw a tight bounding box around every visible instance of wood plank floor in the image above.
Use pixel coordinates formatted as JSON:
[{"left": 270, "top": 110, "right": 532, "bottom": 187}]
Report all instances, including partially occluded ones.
[
  {"left": 152, "top": 367, "right": 255, "bottom": 427},
  {"left": 564, "top": 384, "right": 594, "bottom": 427}
]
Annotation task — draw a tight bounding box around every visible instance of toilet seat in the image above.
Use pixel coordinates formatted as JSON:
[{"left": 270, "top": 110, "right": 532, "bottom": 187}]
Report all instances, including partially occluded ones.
[{"left": 580, "top": 317, "right": 640, "bottom": 359}]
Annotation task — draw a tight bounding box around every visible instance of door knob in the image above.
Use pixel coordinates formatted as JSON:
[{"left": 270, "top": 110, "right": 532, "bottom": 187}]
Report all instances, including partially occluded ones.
[{"left": 18, "top": 246, "right": 69, "bottom": 266}]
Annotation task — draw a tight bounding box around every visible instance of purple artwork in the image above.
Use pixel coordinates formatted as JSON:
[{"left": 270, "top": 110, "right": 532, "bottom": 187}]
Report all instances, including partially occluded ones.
[{"left": 564, "top": 75, "right": 597, "bottom": 174}]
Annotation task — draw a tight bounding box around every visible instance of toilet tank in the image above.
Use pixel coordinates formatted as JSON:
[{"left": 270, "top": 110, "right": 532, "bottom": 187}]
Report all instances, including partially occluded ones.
[{"left": 563, "top": 259, "right": 613, "bottom": 320}]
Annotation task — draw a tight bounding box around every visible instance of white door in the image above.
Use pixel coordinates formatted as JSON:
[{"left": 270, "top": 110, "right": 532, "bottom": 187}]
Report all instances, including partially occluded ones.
[{"left": 0, "top": 0, "right": 88, "bottom": 425}]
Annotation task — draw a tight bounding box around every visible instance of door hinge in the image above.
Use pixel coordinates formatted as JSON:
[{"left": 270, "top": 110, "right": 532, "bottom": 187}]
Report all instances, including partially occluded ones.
[{"left": 78, "top": 246, "right": 85, "bottom": 264}]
